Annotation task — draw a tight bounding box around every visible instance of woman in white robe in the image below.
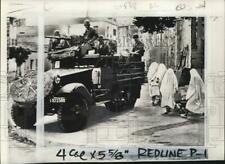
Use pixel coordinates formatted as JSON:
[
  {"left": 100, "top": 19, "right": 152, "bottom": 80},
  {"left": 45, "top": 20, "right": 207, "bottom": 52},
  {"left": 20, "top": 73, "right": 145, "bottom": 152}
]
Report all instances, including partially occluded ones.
[
  {"left": 147, "top": 62, "right": 159, "bottom": 83},
  {"left": 160, "top": 68, "right": 178, "bottom": 114},
  {"left": 149, "top": 63, "right": 167, "bottom": 105},
  {"left": 185, "top": 69, "right": 205, "bottom": 115},
  {"left": 147, "top": 62, "right": 159, "bottom": 97}
]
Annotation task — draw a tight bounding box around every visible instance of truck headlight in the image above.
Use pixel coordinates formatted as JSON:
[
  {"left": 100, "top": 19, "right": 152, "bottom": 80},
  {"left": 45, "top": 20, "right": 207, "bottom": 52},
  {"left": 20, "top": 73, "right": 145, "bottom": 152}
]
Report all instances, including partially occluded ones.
[{"left": 54, "top": 75, "right": 61, "bottom": 84}]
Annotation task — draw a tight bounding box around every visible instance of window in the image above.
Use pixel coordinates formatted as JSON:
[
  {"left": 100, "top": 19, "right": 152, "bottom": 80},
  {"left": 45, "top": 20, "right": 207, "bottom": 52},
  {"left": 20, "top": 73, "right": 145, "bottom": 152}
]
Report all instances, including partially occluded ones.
[
  {"left": 36, "top": 59, "right": 38, "bottom": 70},
  {"left": 30, "top": 59, "right": 34, "bottom": 70},
  {"left": 113, "top": 29, "right": 116, "bottom": 36},
  {"left": 106, "top": 26, "right": 109, "bottom": 38},
  {"left": 11, "top": 39, "right": 14, "bottom": 45}
]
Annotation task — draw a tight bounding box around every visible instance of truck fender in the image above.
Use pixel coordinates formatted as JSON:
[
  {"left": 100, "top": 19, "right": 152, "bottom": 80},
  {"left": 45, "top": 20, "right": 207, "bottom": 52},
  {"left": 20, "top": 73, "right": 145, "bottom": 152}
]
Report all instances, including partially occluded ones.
[{"left": 56, "top": 83, "right": 94, "bottom": 105}]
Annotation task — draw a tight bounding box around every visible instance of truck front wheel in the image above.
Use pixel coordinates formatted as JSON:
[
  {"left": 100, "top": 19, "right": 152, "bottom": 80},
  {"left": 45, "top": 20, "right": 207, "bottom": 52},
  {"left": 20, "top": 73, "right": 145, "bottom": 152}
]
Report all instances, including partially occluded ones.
[
  {"left": 11, "top": 103, "right": 36, "bottom": 129},
  {"left": 57, "top": 94, "right": 89, "bottom": 132}
]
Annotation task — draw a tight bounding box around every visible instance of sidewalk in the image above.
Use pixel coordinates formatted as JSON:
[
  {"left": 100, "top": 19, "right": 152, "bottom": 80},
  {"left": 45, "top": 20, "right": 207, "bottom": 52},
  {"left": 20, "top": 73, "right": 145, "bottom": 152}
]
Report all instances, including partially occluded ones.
[{"left": 132, "top": 83, "right": 204, "bottom": 146}]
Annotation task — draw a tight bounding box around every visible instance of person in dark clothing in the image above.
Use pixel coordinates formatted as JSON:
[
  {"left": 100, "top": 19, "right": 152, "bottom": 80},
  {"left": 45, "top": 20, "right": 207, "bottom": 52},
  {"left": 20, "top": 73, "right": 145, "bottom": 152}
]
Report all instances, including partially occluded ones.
[
  {"left": 80, "top": 19, "right": 98, "bottom": 56},
  {"left": 97, "top": 35, "right": 109, "bottom": 56},
  {"left": 49, "top": 30, "right": 70, "bottom": 51},
  {"left": 49, "top": 30, "right": 61, "bottom": 51},
  {"left": 130, "top": 34, "right": 145, "bottom": 62},
  {"left": 178, "top": 68, "right": 191, "bottom": 87},
  {"left": 83, "top": 20, "right": 98, "bottom": 45}
]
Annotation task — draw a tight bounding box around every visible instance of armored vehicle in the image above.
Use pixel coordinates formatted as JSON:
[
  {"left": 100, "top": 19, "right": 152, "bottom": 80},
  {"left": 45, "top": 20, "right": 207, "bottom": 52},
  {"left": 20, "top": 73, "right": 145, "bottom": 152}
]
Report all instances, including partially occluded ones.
[{"left": 10, "top": 37, "right": 145, "bottom": 132}]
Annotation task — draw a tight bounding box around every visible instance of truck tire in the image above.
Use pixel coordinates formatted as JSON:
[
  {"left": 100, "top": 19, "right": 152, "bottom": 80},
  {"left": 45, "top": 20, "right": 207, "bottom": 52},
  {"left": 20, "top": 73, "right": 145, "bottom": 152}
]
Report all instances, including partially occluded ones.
[
  {"left": 105, "top": 100, "right": 122, "bottom": 112},
  {"left": 105, "top": 87, "right": 138, "bottom": 112},
  {"left": 57, "top": 94, "right": 89, "bottom": 132},
  {"left": 11, "top": 103, "right": 36, "bottom": 129},
  {"left": 125, "top": 86, "right": 140, "bottom": 108},
  {"left": 127, "top": 97, "right": 137, "bottom": 108}
]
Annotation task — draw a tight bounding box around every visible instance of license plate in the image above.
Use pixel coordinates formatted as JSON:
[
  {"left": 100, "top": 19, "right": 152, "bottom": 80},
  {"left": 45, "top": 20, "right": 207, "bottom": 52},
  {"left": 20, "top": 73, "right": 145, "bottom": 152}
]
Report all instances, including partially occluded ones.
[{"left": 50, "top": 97, "right": 66, "bottom": 103}]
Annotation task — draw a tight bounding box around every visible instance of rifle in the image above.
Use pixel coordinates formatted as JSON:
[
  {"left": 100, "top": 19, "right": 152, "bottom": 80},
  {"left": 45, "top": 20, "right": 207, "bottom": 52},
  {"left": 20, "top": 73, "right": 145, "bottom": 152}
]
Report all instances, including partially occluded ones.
[{"left": 45, "top": 35, "right": 71, "bottom": 40}]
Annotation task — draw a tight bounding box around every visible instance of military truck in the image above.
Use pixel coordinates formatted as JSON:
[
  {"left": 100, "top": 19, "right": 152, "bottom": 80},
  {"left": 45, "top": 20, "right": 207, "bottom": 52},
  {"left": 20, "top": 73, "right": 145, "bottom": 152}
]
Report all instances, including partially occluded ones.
[{"left": 10, "top": 37, "right": 145, "bottom": 132}]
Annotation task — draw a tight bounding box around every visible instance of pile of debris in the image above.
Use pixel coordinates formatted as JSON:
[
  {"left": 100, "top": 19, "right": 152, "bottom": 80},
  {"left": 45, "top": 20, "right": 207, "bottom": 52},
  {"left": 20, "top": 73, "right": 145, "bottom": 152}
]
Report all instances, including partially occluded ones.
[{"left": 48, "top": 46, "right": 80, "bottom": 61}]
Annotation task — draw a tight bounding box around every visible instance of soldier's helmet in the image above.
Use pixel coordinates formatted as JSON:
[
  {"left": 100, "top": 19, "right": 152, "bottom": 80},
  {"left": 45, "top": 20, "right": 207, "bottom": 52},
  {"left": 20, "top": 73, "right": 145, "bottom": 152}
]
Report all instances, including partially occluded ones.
[
  {"left": 133, "top": 34, "right": 139, "bottom": 39},
  {"left": 54, "top": 30, "right": 60, "bottom": 37},
  {"left": 84, "top": 19, "right": 90, "bottom": 26},
  {"left": 98, "top": 35, "right": 104, "bottom": 40}
]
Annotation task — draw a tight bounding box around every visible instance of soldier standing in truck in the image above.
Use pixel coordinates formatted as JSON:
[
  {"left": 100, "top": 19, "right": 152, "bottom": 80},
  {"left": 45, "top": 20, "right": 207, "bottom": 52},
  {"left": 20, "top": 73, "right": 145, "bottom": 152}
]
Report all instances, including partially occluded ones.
[
  {"left": 97, "top": 35, "right": 110, "bottom": 56},
  {"left": 130, "top": 34, "right": 145, "bottom": 62},
  {"left": 81, "top": 19, "right": 99, "bottom": 55},
  {"left": 49, "top": 30, "right": 70, "bottom": 51},
  {"left": 83, "top": 20, "right": 98, "bottom": 44}
]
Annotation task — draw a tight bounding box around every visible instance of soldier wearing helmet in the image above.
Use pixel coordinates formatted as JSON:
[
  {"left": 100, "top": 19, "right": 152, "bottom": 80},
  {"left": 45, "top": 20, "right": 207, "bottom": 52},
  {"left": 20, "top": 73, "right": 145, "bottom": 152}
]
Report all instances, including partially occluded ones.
[
  {"left": 79, "top": 19, "right": 99, "bottom": 56},
  {"left": 83, "top": 19, "right": 98, "bottom": 44},
  {"left": 130, "top": 34, "right": 145, "bottom": 62}
]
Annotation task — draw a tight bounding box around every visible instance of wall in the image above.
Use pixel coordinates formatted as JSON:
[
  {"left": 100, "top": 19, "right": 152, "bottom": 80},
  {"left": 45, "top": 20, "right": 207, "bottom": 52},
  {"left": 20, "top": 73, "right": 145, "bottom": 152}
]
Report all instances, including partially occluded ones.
[
  {"left": 117, "top": 25, "right": 138, "bottom": 54},
  {"left": 191, "top": 17, "right": 204, "bottom": 78}
]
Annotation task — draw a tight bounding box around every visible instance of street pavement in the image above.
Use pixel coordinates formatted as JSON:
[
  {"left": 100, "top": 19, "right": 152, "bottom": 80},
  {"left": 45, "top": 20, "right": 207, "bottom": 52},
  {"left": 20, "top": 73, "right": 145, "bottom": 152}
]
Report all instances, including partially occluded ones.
[
  {"left": 8, "top": 83, "right": 204, "bottom": 147},
  {"left": 7, "top": 83, "right": 204, "bottom": 163}
]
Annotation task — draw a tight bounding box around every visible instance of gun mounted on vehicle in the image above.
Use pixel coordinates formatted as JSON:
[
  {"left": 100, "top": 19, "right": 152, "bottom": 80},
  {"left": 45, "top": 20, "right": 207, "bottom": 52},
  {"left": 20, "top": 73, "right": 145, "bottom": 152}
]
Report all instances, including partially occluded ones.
[{"left": 10, "top": 34, "right": 145, "bottom": 132}]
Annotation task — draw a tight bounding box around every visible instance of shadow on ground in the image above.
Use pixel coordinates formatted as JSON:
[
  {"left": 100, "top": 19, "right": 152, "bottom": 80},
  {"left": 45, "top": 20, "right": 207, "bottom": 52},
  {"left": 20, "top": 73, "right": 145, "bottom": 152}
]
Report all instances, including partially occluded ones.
[{"left": 44, "top": 104, "right": 135, "bottom": 133}]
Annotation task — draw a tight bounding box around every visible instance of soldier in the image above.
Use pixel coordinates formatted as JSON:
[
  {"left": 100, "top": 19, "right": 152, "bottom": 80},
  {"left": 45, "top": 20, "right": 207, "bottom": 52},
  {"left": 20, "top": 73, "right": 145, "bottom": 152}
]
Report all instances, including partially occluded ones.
[
  {"left": 81, "top": 20, "right": 98, "bottom": 55},
  {"left": 97, "top": 35, "right": 109, "bottom": 56},
  {"left": 49, "top": 30, "right": 61, "bottom": 51},
  {"left": 49, "top": 30, "right": 70, "bottom": 51},
  {"left": 83, "top": 19, "right": 98, "bottom": 45},
  {"left": 130, "top": 34, "right": 145, "bottom": 62}
]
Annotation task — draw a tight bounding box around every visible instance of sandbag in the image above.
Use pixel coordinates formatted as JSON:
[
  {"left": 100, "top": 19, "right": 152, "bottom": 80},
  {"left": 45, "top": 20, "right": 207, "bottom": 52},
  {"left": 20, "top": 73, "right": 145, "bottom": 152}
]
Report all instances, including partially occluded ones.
[
  {"left": 80, "top": 43, "right": 92, "bottom": 56},
  {"left": 10, "top": 70, "right": 54, "bottom": 104}
]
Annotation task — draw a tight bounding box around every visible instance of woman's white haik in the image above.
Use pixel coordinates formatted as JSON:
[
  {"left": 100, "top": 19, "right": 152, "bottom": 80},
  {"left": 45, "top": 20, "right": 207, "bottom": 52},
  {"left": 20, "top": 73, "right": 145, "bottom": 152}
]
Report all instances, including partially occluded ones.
[
  {"left": 160, "top": 68, "right": 178, "bottom": 109},
  {"left": 147, "top": 62, "right": 159, "bottom": 82},
  {"left": 186, "top": 69, "right": 205, "bottom": 114},
  {"left": 149, "top": 63, "right": 167, "bottom": 97}
]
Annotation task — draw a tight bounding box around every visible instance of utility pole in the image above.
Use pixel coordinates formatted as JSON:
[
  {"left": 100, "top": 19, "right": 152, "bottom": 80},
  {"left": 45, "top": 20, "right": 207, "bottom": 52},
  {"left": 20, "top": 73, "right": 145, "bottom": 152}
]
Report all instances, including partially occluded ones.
[
  {"left": 160, "top": 31, "right": 163, "bottom": 63},
  {"left": 36, "top": 0, "right": 45, "bottom": 149}
]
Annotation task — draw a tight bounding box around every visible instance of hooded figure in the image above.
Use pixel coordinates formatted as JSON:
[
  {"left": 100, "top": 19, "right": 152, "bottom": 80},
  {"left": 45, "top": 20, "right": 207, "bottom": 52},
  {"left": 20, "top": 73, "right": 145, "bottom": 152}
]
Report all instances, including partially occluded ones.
[
  {"left": 160, "top": 69, "right": 178, "bottom": 110},
  {"left": 185, "top": 69, "right": 204, "bottom": 114},
  {"left": 149, "top": 63, "right": 167, "bottom": 105},
  {"left": 147, "top": 62, "right": 159, "bottom": 83},
  {"left": 147, "top": 62, "right": 159, "bottom": 98},
  {"left": 153, "top": 63, "right": 167, "bottom": 82}
]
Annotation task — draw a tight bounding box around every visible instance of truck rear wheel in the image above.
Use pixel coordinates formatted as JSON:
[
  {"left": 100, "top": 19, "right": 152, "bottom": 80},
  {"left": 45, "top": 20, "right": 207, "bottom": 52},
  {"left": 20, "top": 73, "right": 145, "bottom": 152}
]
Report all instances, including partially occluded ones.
[
  {"left": 125, "top": 90, "right": 138, "bottom": 108},
  {"left": 105, "top": 85, "right": 140, "bottom": 112},
  {"left": 11, "top": 103, "right": 36, "bottom": 129},
  {"left": 127, "top": 97, "right": 137, "bottom": 107},
  {"left": 105, "top": 100, "right": 123, "bottom": 112},
  {"left": 57, "top": 94, "right": 89, "bottom": 132}
]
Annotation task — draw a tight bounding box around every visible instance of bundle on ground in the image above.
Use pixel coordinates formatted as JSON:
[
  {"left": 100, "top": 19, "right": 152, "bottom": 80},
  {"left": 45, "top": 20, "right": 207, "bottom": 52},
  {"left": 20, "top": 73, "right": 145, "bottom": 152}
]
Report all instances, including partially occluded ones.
[{"left": 10, "top": 70, "right": 54, "bottom": 104}]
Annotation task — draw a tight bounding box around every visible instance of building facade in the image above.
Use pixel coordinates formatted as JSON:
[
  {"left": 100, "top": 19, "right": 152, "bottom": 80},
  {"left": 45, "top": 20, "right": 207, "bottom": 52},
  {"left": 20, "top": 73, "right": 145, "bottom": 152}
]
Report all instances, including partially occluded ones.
[
  {"left": 138, "top": 17, "right": 204, "bottom": 78},
  {"left": 7, "top": 17, "right": 51, "bottom": 77},
  {"left": 58, "top": 18, "right": 118, "bottom": 40}
]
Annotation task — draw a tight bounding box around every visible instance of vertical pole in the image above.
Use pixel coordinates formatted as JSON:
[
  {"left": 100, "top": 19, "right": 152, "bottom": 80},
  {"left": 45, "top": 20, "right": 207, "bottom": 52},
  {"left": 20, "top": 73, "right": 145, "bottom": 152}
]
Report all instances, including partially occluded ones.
[
  {"left": 174, "top": 23, "right": 177, "bottom": 70},
  {"left": 1, "top": 1, "right": 9, "bottom": 163},
  {"left": 67, "top": 25, "right": 70, "bottom": 35},
  {"left": 160, "top": 32, "right": 163, "bottom": 63},
  {"left": 36, "top": 0, "right": 45, "bottom": 148}
]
